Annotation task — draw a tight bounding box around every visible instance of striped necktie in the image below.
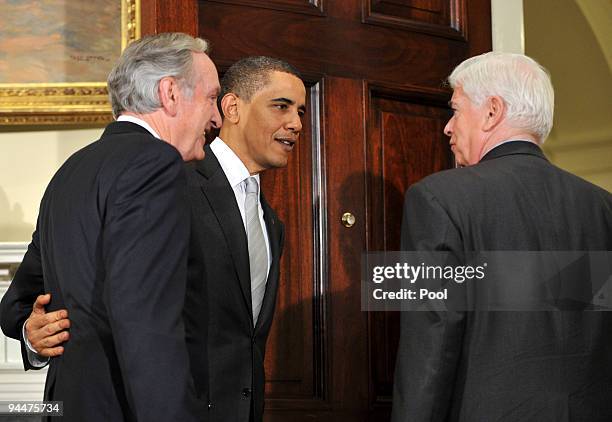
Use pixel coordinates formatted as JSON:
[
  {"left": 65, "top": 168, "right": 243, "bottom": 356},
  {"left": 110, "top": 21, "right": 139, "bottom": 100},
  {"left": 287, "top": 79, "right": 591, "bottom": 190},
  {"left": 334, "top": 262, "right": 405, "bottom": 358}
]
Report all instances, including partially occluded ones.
[{"left": 244, "top": 177, "right": 268, "bottom": 325}]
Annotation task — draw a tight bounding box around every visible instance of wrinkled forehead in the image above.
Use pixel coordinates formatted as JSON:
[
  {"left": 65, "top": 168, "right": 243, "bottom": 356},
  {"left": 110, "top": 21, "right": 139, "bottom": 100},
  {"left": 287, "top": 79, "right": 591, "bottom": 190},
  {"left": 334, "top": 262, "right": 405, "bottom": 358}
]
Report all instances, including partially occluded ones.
[
  {"left": 194, "top": 53, "right": 221, "bottom": 91},
  {"left": 450, "top": 86, "right": 469, "bottom": 104}
]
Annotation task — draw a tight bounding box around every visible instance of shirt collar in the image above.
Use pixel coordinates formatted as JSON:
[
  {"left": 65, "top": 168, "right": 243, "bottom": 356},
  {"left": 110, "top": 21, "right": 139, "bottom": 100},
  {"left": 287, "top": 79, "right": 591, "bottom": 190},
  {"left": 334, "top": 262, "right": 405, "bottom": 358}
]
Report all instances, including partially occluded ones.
[
  {"left": 117, "top": 115, "right": 162, "bottom": 140},
  {"left": 209, "top": 137, "right": 260, "bottom": 190}
]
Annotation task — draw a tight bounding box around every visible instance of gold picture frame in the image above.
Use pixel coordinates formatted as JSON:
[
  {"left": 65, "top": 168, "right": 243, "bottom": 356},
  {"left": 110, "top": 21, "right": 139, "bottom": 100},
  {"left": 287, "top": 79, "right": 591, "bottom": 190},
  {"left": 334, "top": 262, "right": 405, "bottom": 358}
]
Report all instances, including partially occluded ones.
[{"left": 0, "top": 0, "right": 140, "bottom": 126}]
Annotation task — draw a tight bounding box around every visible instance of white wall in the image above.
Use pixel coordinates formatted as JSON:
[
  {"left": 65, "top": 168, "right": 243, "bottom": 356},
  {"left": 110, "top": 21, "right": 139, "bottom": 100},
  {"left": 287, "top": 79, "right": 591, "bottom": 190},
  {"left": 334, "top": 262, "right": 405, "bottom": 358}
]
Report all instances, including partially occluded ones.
[
  {"left": 0, "top": 128, "right": 103, "bottom": 241},
  {"left": 524, "top": 0, "right": 612, "bottom": 192},
  {"left": 491, "top": 0, "right": 524, "bottom": 53},
  {"left": 492, "top": 0, "right": 612, "bottom": 193}
]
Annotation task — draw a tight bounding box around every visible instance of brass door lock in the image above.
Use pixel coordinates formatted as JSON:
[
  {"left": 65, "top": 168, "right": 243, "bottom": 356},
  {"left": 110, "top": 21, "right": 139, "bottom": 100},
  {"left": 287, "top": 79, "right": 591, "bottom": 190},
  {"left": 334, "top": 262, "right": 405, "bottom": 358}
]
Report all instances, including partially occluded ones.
[{"left": 341, "top": 212, "right": 356, "bottom": 228}]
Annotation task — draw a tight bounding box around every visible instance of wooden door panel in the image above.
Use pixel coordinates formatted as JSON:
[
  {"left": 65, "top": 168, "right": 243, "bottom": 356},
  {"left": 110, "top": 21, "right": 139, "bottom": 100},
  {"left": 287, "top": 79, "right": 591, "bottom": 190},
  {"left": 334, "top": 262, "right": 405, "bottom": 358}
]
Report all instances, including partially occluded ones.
[
  {"left": 199, "top": 1, "right": 469, "bottom": 88},
  {"left": 365, "top": 0, "right": 465, "bottom": 40},
  {"left": 365, "top": 86, "right": 452, "bottom": 408},
  {"left": 141, "top": 0, "right": 199, "bottom": 35},
  {"left": 261, "top": 81, "right": 325, "bottom": 402},
  {"left": 366, "top": 87, "right": 452, "bottom": 243},
  {"left": 322, "top": 76, "right": 369, "bottom": 417},
  {"left": 209, "top": 0, "right": 325, "bottom": 15}
]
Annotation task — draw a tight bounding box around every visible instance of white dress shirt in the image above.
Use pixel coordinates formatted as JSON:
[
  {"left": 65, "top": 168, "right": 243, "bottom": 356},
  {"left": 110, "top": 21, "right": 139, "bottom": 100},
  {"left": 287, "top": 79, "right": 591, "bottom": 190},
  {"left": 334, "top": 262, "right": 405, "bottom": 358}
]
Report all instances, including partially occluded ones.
[
  {"left": 117, "top": 114, "right": 161, "bottom": 139},
  {"left": 210, "top": 137, "right": 272, "bottom": 275}
]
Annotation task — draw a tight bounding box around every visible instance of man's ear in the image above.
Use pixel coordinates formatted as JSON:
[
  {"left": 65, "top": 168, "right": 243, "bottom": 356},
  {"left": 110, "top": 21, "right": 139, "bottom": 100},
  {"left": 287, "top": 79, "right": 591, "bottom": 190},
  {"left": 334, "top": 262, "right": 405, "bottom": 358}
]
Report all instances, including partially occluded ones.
[
  {"left": 483, "top": 95, "right": 505, "bottom": 132},
  {"left": 158, "top": 76, "right": 180, "bottom": 116},
  {"left": 221, "top": 93, "right": 240, "bottom": 124}
]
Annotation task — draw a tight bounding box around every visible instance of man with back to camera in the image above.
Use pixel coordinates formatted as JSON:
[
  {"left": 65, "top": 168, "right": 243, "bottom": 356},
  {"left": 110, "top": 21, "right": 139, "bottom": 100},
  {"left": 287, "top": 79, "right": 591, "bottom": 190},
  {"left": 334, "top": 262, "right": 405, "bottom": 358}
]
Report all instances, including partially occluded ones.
[
  {"left": 0, "top": 32, "right": 221, "bottom": 421},
  {"left": 2, "top": 56, "right": 307, "bottom": 422},
  {"left": 391, "top": 52, "right": 612, "bottom": 421}
]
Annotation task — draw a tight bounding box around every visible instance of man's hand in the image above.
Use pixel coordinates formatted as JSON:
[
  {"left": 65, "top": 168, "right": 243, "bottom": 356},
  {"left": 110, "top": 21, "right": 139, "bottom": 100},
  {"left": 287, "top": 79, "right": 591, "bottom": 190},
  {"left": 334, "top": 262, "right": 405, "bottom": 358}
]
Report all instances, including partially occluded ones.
[{"left": 24, "top": 294, "right": 70, "bottom": 357}]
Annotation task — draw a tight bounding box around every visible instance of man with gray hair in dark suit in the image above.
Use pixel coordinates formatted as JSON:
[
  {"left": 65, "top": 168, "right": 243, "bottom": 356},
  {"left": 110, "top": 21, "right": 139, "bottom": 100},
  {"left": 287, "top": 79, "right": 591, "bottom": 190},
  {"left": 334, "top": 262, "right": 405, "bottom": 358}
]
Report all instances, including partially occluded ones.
[
  {"left": 2, "top": 54, "right": 306, "bottom": 422},
  {"left": 392, "top": 52, "right": 612, "bottom": 422},
  {"left": 1, "top": 32, "right": 221, "bottom": 421}
]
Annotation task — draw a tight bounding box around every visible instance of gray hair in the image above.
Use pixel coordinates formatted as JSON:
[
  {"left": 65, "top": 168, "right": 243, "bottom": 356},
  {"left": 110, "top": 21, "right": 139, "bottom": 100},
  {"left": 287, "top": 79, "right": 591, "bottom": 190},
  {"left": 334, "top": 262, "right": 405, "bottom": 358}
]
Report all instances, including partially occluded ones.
[
  {"left": 107, "top": 32, "right": 210, "bottom": 118},
  {"left": 448, "top": 52, "right": 554, "bottom": 143},
  {"left": 220, "top": 56, "right": 301, "bottom": 102}
]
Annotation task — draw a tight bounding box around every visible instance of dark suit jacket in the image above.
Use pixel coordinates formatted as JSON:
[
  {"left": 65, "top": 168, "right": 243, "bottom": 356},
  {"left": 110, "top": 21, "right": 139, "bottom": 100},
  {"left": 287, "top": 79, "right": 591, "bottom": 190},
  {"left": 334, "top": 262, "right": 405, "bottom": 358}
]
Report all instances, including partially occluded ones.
[
  {"left": 183, "top": 144, "right": 284, "bottom": 422},
  {"left": 392, "top": 141, "right": 612, "bottom": 422},
  {"left": 0, "top": 122, "right": 203, "bottom": 421}
]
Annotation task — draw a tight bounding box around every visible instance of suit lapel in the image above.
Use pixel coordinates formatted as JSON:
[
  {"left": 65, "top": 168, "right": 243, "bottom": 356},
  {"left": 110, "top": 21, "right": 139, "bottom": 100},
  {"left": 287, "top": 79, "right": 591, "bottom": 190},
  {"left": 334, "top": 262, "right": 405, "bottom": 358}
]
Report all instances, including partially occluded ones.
[
  {"left": 254, "top": 193, "right": 283, "bottom": 333},
  {"left": 196, "top": 145, "right": 284, "bottom": 332},
  {"left": 196, "top": 147, "right": 253, "bottom": 317}
]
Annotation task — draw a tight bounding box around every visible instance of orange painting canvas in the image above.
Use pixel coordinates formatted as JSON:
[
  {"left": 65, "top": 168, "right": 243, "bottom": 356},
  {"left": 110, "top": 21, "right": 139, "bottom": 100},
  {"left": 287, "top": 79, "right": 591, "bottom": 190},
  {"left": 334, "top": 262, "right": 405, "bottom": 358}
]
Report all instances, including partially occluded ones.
[{"left": 0, "top": 0, "right": 121, "bottom": 83}]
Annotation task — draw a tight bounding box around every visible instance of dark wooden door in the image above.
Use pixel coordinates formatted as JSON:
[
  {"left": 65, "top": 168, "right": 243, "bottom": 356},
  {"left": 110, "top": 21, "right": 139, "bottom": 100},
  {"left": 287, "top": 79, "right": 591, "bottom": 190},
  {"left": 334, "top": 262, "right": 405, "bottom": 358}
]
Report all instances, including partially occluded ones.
[{"left": 142, "top": 1, "right": 491, "bottom": 420}]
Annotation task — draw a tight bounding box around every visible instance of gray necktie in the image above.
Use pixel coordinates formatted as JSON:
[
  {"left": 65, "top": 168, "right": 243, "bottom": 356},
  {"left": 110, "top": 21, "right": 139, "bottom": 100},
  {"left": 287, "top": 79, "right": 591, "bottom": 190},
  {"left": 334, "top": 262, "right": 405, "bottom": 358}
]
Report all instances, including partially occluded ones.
[{"left": 244, "top": 177, "right": 268, "bottom": 326}]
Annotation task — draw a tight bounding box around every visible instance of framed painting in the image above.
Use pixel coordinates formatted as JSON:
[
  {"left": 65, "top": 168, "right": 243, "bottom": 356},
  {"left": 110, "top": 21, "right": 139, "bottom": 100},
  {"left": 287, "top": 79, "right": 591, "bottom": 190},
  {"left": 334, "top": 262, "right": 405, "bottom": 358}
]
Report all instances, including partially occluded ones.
[{"left": 0, "top": 0, "right": 140, "bottom": 126}]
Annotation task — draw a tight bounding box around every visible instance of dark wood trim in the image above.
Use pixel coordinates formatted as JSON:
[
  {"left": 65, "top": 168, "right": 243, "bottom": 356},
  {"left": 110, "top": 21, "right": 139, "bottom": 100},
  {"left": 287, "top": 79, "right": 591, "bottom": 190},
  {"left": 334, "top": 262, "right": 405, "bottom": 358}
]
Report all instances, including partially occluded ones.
[
  {"left": 204, "top": 0, "right": 325, "bottom": 16},
  {"left": 362, "top": 0, "right": 468, "bottom": 41},
  {"left": 141, "top": 0, "right": 199, "bottom": 36}
]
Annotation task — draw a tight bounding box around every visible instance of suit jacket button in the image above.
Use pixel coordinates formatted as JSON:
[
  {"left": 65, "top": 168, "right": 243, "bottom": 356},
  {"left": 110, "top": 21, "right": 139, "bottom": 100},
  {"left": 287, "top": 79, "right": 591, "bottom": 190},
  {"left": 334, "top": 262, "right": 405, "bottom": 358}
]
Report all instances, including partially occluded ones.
[
  {"left": 241, "top": 388, "right": 251, "bottom": 398},
  {"left": 208, "top": 402, "right": 213, "bottom": 409}
]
